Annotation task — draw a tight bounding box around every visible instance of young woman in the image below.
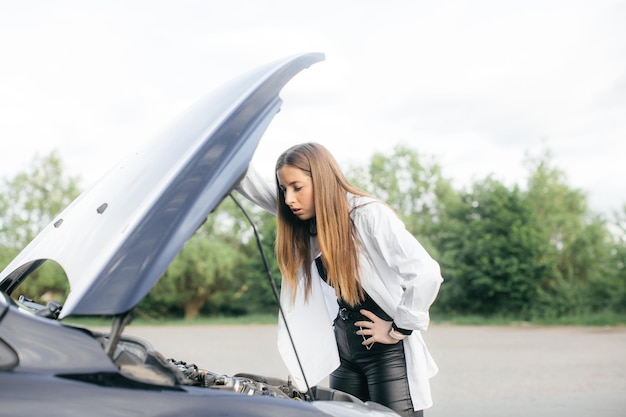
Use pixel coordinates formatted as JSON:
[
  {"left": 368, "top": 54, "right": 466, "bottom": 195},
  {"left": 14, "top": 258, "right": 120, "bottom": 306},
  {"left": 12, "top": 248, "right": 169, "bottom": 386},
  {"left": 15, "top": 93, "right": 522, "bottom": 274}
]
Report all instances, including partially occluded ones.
[{"left": 236, "top": 143, "right": 443, "bottom": 416}]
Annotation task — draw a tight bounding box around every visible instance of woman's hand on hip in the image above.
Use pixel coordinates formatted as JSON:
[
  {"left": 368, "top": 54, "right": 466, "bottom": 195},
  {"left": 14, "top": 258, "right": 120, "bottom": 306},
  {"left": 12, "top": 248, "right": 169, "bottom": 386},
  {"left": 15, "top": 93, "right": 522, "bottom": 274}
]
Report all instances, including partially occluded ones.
[{"left": 355, "top": 309, "right": 402, "bottom": 346}]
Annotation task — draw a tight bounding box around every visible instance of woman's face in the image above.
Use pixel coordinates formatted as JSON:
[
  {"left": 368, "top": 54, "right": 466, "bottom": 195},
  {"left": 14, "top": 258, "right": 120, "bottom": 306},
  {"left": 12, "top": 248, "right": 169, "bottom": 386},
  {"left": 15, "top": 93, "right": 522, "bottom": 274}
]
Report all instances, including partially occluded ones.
[{"left": 277, "top": 165, "right": 315, "bottom": 221}]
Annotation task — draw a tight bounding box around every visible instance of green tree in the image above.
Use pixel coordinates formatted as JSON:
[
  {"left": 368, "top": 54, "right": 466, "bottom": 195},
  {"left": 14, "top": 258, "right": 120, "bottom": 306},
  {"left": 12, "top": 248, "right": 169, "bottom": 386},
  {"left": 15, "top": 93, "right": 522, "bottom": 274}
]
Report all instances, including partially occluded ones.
[
  {"left": 211, "top": 195, "right": 282, "bottom": 315},
  {"left": 0, "top": 151, "right": 81, "bottom": 301},
  {"left": 523, "top": 151, "right": 613, "bottom": 318},
  {"left": 606, "top": 205, "right": 626, "bottom": 313},
  {"left": 432, "top": 148, "right": 621, "bottom": 320},
  {"left": 347, "top": 144, "right": 456, "bottom": 256},
  {"left": 232, "top": 205, "right": 282, "bottom": 315},
  {"left": 0, "top": 151, "right": 81, "bottom": 249},
  {"left": 435, "top": 177, "right": 542, "bottom": 317}
]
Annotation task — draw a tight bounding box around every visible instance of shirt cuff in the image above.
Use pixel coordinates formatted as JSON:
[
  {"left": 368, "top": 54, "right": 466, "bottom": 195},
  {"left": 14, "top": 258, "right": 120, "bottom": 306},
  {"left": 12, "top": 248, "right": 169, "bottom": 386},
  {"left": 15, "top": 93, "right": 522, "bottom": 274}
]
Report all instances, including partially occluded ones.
[{"left": 395, "top": 307, "right": 431, "bottom": 331}]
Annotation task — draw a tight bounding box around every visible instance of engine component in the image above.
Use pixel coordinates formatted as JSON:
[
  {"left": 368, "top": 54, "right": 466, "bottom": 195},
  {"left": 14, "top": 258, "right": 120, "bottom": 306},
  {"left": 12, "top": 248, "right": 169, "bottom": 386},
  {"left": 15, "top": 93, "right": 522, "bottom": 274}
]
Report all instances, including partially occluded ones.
[{"left": 166, "top": 359, "right": 303, "bottom": 399}]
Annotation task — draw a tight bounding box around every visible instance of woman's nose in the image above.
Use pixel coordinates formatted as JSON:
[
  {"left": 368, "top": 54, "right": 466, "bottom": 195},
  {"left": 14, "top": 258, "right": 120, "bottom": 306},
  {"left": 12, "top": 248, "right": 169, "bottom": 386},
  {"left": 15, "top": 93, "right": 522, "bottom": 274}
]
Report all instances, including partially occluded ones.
[{"left": 284, "top": 189, "right": 295, "bottom": 205}]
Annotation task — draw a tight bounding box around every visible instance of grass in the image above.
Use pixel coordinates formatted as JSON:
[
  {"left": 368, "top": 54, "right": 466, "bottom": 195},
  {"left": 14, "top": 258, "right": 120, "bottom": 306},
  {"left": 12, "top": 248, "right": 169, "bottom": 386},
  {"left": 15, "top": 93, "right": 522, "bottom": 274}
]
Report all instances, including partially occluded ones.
[
  {"left": 529, "top": 311, "right": 626, "bottom": 327},
  {"left": 63, "top": 311, "right": 626, "bottom": 328},
  {"left": 434, "top": 311, "right": 626, "bottom": 327},
  {"left": 63, "top": 313, "right": 278, "bottom": 328}
]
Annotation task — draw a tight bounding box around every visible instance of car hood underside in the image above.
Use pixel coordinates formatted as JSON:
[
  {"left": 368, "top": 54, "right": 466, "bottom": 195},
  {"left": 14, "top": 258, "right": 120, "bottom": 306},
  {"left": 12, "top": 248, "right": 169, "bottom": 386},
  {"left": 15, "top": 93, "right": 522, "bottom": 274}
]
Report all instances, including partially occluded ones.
[{"left": 0, "top": 52, "right": 324, "bottom": 319}]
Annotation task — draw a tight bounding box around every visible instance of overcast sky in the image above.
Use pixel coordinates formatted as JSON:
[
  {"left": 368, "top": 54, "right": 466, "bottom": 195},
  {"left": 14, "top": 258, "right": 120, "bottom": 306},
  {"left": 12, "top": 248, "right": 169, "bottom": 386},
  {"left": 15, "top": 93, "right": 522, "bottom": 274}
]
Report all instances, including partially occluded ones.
[{"left": 1, "top": 0, "right": 624, "bottom": 216}]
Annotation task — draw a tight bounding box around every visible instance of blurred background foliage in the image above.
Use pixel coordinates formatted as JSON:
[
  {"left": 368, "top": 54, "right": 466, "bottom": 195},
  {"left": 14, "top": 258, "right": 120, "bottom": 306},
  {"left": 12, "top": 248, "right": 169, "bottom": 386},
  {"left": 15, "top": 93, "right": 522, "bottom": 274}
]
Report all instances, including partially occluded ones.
[{"left": 1, "top": 146, "right": 624, "bottom": 323}]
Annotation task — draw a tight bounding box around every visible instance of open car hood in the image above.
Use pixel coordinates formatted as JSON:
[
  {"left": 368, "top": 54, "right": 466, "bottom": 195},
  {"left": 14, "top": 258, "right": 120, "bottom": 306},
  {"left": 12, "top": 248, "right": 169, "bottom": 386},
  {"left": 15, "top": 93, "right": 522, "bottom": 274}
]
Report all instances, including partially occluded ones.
[{"left": 0, "top": 53, "right": 324, "bottom": 319}]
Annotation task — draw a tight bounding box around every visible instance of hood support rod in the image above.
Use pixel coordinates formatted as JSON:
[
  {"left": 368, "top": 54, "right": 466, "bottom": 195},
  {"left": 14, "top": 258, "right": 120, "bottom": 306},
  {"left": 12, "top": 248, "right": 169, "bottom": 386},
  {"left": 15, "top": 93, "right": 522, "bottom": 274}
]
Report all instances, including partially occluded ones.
[{"left": 105, "top": 311, "right": 133, "bottom": 358}]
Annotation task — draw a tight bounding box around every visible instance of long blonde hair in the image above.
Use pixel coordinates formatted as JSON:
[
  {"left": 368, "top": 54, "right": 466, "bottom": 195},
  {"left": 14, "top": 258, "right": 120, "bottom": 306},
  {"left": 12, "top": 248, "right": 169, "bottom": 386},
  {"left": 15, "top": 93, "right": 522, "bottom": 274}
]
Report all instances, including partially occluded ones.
[{"left": 274, "top": 143, "right": 372, "bottom": 306}]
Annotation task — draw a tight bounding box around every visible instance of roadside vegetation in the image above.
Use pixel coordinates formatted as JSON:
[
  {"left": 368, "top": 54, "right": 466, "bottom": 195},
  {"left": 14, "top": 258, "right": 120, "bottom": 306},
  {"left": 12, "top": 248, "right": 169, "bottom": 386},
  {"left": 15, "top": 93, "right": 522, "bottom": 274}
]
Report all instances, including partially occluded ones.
[{"left": 1, "top": 147, "right": 625, "bottom": 326}]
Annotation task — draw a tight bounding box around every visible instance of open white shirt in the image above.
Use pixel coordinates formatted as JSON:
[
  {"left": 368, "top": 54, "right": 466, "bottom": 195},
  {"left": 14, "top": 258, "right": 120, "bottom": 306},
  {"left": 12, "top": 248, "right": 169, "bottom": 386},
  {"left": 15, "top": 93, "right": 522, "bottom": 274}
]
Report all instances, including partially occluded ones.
[{"left": 236, "top": 165, "right": 443, "bottom": 411}]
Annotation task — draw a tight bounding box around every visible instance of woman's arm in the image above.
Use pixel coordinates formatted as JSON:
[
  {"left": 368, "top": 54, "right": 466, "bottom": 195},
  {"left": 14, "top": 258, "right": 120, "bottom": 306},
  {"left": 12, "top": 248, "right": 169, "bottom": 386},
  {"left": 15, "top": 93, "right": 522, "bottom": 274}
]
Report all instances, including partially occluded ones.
[
  {"left": 359, "top": 202, "right": 443, "bottom": 332},
  {"left": 235, "top": 164, "right": 277, "bottom": 215}
]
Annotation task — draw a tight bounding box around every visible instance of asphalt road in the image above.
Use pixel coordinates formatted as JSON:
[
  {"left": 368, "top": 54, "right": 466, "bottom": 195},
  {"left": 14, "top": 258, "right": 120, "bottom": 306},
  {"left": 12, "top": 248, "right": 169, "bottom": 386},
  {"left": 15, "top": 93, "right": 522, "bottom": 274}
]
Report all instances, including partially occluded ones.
[{"left": 122, "top": 323, "right": 626, "bottom": 417}]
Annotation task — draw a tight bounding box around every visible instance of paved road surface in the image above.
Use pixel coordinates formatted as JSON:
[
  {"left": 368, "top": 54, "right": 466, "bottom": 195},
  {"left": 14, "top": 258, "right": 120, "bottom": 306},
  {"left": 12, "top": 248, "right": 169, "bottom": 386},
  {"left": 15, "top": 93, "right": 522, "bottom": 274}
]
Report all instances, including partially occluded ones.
[{"left": 123, "top": 324, "right": 626, "bottom": 417}]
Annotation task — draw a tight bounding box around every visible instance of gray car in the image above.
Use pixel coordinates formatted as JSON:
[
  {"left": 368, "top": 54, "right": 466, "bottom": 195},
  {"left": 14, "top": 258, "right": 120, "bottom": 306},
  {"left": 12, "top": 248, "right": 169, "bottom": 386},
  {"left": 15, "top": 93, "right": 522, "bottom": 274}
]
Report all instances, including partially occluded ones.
[{"left": 0, "top": 53, "right": 400, "bottom": 417}]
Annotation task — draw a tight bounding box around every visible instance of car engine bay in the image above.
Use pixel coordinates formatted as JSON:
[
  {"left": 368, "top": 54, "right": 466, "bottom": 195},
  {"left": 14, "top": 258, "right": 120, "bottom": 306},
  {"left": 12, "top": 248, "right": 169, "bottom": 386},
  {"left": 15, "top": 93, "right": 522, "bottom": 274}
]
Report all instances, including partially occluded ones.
[
  {"left": 13, "top": 293, "right": 361, "bottom": 406},
  {"left": 106, "top": 332, "right": 305, "bottom": 399}
]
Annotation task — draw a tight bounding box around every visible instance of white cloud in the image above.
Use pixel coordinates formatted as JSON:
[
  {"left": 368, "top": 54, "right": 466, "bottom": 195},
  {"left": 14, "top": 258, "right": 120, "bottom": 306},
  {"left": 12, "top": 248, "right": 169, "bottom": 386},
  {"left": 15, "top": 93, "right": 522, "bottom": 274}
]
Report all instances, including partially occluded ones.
[{"left": 1, "top": 0, "right": 624, "bottom": 215}]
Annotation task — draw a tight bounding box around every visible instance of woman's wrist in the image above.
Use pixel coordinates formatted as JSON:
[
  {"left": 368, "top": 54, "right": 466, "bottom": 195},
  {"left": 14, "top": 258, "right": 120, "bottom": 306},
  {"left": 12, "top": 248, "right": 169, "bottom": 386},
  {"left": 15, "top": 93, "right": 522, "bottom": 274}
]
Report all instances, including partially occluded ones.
[
  {"left": 391, "top": 322, "right": 413, "bottom": 335},
  {"left": 388, "top": 327, "right": 406, "bottom": 341}
]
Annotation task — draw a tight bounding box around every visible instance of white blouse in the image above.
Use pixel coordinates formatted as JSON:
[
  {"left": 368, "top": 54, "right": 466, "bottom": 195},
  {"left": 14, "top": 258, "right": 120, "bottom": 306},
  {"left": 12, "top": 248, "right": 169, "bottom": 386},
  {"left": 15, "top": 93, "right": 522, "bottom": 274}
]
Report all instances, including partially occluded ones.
[{"left": 236, "top": 165, "right": 443, "bottom": 411}]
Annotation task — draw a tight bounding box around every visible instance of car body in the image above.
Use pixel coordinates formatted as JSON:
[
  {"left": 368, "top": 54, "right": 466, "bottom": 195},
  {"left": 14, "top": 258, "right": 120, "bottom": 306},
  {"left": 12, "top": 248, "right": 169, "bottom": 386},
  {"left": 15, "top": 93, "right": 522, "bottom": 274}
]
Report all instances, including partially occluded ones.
[{"left": 0, "top": 53, "right": 401, "bottom": 417}]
